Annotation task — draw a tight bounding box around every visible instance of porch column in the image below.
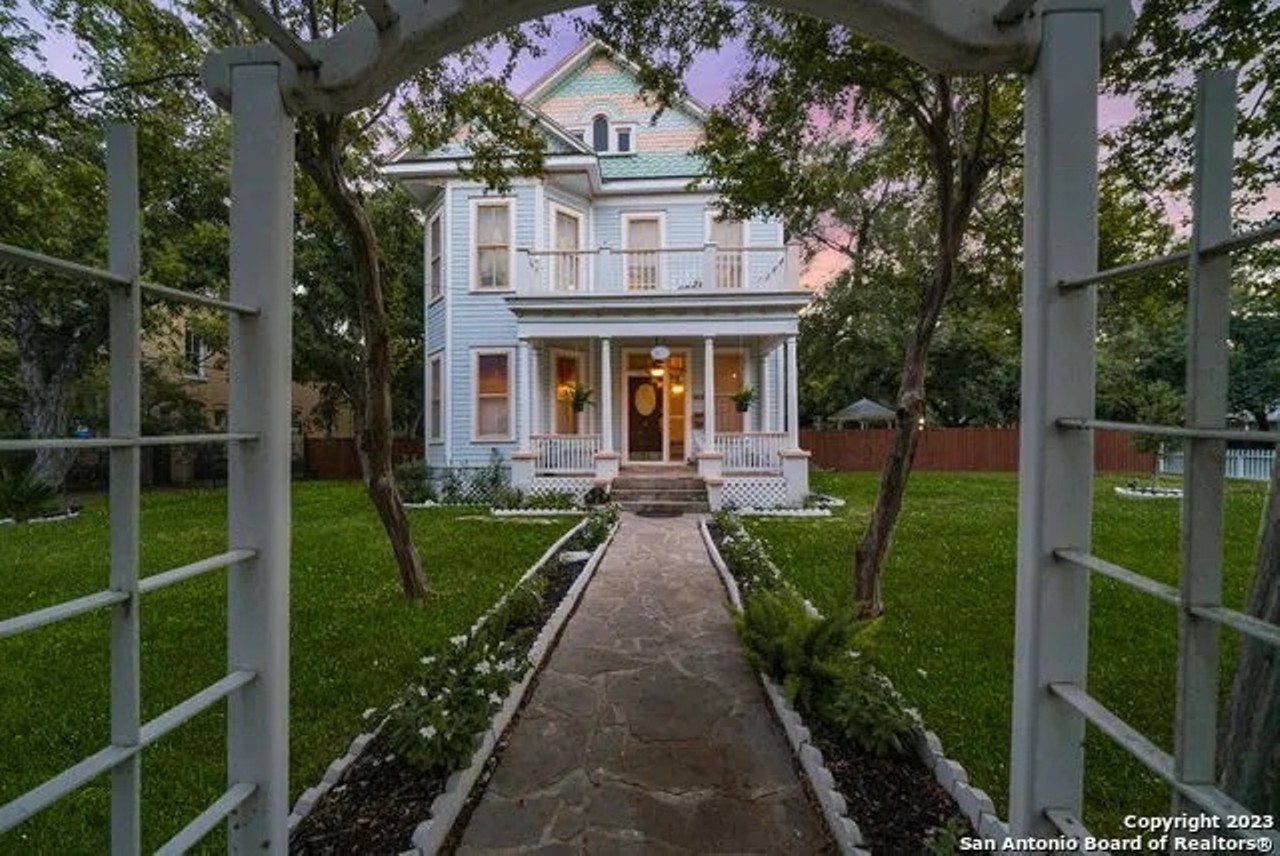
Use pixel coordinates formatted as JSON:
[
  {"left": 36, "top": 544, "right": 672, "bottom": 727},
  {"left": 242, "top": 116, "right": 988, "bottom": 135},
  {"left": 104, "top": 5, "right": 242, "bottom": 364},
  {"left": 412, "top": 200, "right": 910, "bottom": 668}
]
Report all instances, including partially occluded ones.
[
  {"left": 699, "top": 336, "right": 723, "bottom": 480},
  {"left": 759, "top": 346, "right": 771, "bottom": 433},
  {"left": 529, "top": 344, "right": 541, "bottom": 436},
  {"left": 511, "top": 339, "right": 535, "bottom": 488},
  {"left": 785, "top": 335, "right": 800, "bottom": 449},
  {"left": 595, "top": 337, "right": 620, "bottom": 481}
]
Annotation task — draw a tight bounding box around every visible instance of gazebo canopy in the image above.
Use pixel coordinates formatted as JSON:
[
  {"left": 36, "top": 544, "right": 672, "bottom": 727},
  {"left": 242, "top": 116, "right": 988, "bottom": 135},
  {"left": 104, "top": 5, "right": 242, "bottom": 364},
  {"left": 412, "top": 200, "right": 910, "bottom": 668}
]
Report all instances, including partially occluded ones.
[{"left": 830, "top": 397, "right": 897, "bottom": 426}]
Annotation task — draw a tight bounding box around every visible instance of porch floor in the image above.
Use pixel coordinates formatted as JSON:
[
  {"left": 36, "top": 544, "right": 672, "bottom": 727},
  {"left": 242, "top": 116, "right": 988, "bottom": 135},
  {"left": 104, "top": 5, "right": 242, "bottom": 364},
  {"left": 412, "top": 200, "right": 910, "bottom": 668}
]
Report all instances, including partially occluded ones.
[{"left": 455, "top": 514, "right": 833, "bottom": 854}]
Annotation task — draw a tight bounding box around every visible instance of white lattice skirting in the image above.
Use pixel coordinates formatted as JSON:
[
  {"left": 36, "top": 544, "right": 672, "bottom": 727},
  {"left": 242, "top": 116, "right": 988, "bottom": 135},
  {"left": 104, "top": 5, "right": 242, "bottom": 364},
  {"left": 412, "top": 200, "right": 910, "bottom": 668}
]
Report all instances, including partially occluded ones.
[
  {"left": 723, "top": 477, "right": 790, "bottom": 510},
  {"left": 528, "top": 477, "right": 596, "bottom": 501}
]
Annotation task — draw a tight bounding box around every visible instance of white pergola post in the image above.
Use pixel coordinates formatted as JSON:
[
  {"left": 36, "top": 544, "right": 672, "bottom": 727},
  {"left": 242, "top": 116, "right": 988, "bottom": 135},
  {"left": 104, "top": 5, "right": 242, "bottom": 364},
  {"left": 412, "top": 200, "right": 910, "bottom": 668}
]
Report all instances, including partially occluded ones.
[
  {"left": 226, "top": 62, "right": 294, "bottom": 855},
  {"left": 106, "top": 123, "right": 142, "bottom": 856},
  {"left": 1009, "top": 7, "right": 1102, "bottom": 837},
  {"left": 779, "top": 334, "right": 809, "bottom": 503},
  {"left": 1173, "top": 69, "right": 1235, "bottom": 819}
]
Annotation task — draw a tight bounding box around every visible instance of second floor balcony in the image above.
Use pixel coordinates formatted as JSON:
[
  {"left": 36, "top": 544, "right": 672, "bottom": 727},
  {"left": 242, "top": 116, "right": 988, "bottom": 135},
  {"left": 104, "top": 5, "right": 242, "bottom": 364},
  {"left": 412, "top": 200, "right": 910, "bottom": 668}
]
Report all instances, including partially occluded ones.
[{"left": 515, "top": 243, "right": 802, "bottom": 295}]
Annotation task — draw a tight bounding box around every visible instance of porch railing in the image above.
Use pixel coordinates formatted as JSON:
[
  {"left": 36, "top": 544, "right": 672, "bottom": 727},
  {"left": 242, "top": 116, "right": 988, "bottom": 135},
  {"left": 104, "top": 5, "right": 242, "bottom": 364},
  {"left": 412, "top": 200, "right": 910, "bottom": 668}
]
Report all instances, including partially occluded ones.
[
  {"left": 532, "top": 433, "right": 600, "bottom": 474},
  {"left": 1159, "top": 445, "right": 1275, "bottom": 481},
  {"left": 516, "top": 243, "right": 799, "bottom": 295},
  {"left": 714, "top": 432, "right": 788, "bottom": 472}
]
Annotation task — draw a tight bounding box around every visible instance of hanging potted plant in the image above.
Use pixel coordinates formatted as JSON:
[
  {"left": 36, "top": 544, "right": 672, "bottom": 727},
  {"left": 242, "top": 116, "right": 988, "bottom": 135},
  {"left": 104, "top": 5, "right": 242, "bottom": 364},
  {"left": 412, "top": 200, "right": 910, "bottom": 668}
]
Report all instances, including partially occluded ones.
[
  {"left": 731, "top": 385, "right": 757, "bottom": 413},
  {"left": 562, "top": 382, "right": 595, "bottom": 413}
]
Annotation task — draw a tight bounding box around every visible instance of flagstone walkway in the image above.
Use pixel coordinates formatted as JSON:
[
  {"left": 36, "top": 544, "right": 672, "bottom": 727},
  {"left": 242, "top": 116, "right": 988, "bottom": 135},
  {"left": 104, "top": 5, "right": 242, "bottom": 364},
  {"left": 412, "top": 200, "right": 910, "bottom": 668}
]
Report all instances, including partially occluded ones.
[{"left": 456, "top": 513, "right": 833, "bottom": 854}]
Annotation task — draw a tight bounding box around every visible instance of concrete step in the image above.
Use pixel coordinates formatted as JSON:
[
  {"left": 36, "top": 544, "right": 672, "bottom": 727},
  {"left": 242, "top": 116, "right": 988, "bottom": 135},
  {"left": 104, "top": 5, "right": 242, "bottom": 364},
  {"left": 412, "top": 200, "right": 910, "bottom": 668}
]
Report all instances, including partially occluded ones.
[
  {"left": 612, "top": 478, "right": 704, "bottom": 491},
  {"left": 619, "top": 500, "right": 710, "bottom": 516},
  {"left": 611, "top": 488, "right": 707, "bottom": 503}
]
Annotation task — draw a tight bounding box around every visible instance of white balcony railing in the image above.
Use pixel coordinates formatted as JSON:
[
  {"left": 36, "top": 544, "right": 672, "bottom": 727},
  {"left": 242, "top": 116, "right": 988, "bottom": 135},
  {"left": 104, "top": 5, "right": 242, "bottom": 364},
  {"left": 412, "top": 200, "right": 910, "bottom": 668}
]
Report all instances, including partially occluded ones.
[
  {"left": 714, "top": 432, "right": 788, "bottom": 472},
  {"left": 516, "top": 243, "right": 802, "bottom": 295},
  {"left": 532, "top": 433, "right": 600, "bottom": 474}
]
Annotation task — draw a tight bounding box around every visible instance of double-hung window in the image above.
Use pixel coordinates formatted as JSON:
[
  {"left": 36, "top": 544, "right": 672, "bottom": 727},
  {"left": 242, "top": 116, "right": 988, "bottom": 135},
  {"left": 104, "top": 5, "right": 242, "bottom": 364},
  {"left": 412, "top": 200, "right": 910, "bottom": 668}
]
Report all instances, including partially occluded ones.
[
  {"left": 474, "top": 201, "right": 512, "bottom": 291},
  {"left": 428, "top": 214, "right": 443, "bottom": 300},
  {"left": 474, "top": 350, "right": 513, "bottom": 440},
  {"left": 428, "top": 354, "right": 444, "bottom": 442}
]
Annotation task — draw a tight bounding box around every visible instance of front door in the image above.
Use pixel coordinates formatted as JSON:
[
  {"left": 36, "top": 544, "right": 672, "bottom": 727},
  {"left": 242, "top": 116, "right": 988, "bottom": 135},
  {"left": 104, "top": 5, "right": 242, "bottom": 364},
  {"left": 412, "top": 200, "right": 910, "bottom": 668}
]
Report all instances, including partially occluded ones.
[{"left": 627, "top": 376, "right": 664, "bottom": 462}]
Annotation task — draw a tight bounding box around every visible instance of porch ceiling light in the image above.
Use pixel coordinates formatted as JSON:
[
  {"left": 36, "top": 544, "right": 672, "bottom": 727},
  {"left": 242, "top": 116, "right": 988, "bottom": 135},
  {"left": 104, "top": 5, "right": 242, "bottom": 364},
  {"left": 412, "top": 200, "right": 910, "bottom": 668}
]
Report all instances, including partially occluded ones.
[
  {"left": 649, "top": 365, "right": 665, "bottom": 378},
  {"left": 671, "top": 382, "right": 685, "bottom": 395},
  {"left": 650, "top": 345, "right": 670, "bottom": 361}
]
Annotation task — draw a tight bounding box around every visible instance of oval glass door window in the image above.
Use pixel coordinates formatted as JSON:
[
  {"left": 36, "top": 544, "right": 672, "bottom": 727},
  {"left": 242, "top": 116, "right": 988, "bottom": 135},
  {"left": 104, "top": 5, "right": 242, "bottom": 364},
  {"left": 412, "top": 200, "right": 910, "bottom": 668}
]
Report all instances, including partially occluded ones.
[{"left": 634, "top": 382, "right": 657, "bottom": 416}]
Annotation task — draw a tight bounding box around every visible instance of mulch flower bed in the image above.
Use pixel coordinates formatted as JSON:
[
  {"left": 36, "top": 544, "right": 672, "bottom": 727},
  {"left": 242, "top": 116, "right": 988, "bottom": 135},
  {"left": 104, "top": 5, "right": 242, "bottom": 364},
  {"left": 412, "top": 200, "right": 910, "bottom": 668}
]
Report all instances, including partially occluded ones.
[
  {"left": 289, "top": 520, "right": 607, "bottom": 855},
  {"left": 706, "top": 516, "right": 974, "bottom": 853}
]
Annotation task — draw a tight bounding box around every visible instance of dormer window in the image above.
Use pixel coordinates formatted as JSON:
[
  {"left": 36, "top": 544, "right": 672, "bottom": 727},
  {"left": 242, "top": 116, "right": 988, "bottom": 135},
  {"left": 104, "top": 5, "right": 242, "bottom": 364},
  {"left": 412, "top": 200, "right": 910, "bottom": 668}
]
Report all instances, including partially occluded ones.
[
  {"left": 583, "top": 115, "right": 637, "bottom": 154},
  {"left": 592, "top": 114, "right": 609, "bottom": 152}
]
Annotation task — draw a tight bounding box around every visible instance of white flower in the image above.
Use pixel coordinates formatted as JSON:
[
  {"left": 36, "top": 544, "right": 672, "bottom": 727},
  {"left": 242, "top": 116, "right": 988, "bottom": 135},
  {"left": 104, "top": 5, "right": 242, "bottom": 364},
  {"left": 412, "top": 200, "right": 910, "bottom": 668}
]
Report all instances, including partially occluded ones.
[
  {"left": 420, "top": 655, "right": 436, "bottom": 665},
  {"left": 917, "top": 668, "right": 928, "bottom": 678},
  {"left": 450, "top": 635, "right": 468, "bottom": 647},
  {"left": 488, "top": 692, "right": 503, "bottom": 705},
  {"left": 418, "top": 725, "right": 437, "bottom": 739},
  {"left": 362, "top": 707, "right": 377, "bottom": 720},
  {"left": 474, "top": 660, "right": 492, "bottom": 675},
  {"left": 416, "top": 685, "right": 429, "bottom": 697}
]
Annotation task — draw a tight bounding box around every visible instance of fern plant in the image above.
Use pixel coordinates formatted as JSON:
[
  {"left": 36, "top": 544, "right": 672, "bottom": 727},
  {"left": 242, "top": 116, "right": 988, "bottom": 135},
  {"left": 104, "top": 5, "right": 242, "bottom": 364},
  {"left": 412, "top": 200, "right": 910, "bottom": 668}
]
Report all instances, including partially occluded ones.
[{"left": 0, "top": 467, "right": 58, "bottom": 522}]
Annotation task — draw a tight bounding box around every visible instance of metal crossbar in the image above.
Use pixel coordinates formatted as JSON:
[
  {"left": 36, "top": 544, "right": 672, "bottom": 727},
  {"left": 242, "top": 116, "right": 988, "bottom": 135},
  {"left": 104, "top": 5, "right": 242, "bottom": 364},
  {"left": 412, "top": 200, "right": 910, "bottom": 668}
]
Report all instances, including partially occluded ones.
[
  {"left": 1056, "top": 218, "right": 1280, "bottom": 290},
  {"left": 155, "top": 783, "right": 257, "bottom": 856},
  {"left": 0, "top": 242, "right": 260, "bottom": 316},
  {"left": 1056, "top": 417, "right": 1280, "bottom": 444},
  {"left": 0, "top": 433, "right": 257, "bottom": 451},
  {"left": 0, "top": 670, "right": 256, "bottom": 834},
  {"left": 138, "top": 549, "right": 256, "bottom": 594},
  {"left": 0, "top": 589, "right": 129, "bottom": 640},
  {"left": 1049, "top": 683, "right": 1280, "bottom": 847}
]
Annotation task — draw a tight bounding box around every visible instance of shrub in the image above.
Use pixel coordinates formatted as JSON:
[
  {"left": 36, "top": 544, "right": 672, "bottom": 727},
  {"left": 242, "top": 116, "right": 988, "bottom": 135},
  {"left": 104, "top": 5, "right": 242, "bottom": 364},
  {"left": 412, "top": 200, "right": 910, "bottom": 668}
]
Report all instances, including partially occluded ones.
[
  {"left": 820, "top": 659, "right": 920, "bottom": 758},
  {"left": 493, "top": 487, "right": 524, "bottom": 510},
  {"left": 735, "top": 589, "right": 857, "bottom": 713},
  {"left": 714, "top": 512, "right": 783, "bottom": 595},
  {"left": 484, "top": 575, "right": 546, "bottom": 641},
  {"left": 381, "top": 633, "right": 530, "bottom": 774},
  {"left": 440, "top": 468, "right": 464, "bottom": 504},
  {"left": 581, "top": 503, "right": 620, "bottom": 547},
  {"left": 394, "top": 460, "right": 435, "bottom": 504},
  {"left": 524, "top": 490, "right": 576, "bottom": 510},
  {"left": 0, "top": 467, "right": 59, "bottom": 522},
  {"left": 582, "top": 485, "right": 610, "bottom": 506},
  {"left": 468, "top": 448, "right": 509, "bottom": 505}
]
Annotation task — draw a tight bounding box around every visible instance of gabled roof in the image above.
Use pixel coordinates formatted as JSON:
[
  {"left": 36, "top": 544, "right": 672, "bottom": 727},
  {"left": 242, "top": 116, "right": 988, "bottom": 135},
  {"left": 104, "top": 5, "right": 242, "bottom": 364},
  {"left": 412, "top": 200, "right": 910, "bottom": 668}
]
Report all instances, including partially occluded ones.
[
  {"left": 830, "top": 398, "right": 896, "bottom": 423},
  {"left": 390, "top": 99, "right": 593, "bottom": 164},
  {"left": 522, "top": 37, "right": 710, "bottom": 124}
]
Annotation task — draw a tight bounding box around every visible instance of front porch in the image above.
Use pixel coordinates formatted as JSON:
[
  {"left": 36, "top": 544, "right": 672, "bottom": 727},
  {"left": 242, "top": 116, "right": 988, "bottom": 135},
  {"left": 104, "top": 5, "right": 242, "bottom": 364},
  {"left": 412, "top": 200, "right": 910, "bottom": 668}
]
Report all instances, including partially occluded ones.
[{"left": 507, "top": 332, "right": 811, "bottom": 508}]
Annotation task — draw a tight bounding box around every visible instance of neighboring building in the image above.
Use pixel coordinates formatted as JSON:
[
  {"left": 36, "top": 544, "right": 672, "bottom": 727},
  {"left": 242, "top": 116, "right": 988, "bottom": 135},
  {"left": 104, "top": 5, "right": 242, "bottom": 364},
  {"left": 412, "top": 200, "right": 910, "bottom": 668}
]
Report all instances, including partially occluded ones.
[{"left": 384, "top": 39, "right": 811, "bottom": 507}]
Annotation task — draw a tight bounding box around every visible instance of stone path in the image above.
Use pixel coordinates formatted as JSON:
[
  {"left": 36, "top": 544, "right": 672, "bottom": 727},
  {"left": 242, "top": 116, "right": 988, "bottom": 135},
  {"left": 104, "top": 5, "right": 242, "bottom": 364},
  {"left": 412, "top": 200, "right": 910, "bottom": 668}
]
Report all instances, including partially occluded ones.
[{"left": 456, "top": 513, "right": 832, "bottom": 855}]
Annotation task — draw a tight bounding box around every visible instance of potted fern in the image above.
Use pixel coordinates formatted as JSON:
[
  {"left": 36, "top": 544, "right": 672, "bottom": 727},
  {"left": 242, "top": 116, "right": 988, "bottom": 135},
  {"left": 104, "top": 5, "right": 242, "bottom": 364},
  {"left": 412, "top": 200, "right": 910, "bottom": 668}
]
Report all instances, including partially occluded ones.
[
  {"left": 562, "top": 383, "right": 595, "bottom": 413},
  {"left": 731, "top": 386, "right": 757, "bottom": 413}
]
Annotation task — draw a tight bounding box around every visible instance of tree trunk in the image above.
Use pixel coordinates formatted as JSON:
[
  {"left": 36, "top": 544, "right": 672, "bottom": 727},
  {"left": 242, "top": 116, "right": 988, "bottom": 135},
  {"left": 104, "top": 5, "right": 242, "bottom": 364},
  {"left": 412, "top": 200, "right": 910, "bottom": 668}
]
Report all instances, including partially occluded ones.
[
  {"left": 13, "top": 298, "right": 82, "bottom": 489},
  {"left": 299, "top": 116, "right": 429, "bottom": 599},
  {"left": 1219, "top": 456, "right": 1280, "bottom": 815}
]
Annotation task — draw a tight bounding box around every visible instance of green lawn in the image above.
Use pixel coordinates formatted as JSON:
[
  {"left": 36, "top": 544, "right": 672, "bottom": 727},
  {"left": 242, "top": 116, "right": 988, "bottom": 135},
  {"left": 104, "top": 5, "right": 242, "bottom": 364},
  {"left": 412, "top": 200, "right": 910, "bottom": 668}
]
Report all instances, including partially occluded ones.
[
  {"left": 0, "top": 482, "right": 575, "bottom": 853},
  {"left": 745, "top": 470, "right": 1268, "bottom": 836}
]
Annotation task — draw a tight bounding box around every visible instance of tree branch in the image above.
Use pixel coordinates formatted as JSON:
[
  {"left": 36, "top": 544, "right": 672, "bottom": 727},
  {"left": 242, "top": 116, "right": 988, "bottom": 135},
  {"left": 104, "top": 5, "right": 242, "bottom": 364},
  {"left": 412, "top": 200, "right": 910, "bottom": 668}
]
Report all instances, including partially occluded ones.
[{"left": 0, "top": 71, "right": 200, "bottom": 128}]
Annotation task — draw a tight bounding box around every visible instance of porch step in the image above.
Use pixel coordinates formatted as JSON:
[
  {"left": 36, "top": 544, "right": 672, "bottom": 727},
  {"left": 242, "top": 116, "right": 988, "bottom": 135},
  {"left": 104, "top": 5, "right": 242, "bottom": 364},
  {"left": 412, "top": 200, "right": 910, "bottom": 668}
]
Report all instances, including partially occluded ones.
[{"left": 611, "top": 474, "right": 709, "bottom": 513}]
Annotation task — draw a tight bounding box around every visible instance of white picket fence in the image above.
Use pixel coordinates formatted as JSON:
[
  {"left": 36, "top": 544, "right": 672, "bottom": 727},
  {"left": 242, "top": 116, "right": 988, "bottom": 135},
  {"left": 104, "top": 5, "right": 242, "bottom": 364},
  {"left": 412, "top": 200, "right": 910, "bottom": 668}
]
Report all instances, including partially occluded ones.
[{"left": 1159, "top": 446, "right": 1275, "bottom": 481}]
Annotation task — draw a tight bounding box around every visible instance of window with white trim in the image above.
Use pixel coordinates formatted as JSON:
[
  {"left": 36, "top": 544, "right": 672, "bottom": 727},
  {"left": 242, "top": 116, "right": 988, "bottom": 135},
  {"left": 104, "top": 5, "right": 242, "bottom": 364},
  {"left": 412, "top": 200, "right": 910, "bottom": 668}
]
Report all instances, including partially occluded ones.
[
  {"left": 184, "top": 328, "right": 207, "bottom": 378},
  {"left": 474, "top": 350, "right": 512, "bottom": 440},
  {"left": 428, "top": 354, "right": 443, "bottom": 442},
  {"left": 428, "top": 213, "right": 442, "bottom": 300},
  {"left": 614, "top": 125, "right": 634, "bottom": 153},
  {"left": 474, "top": 201, "right": 512, "bottom": 290}
]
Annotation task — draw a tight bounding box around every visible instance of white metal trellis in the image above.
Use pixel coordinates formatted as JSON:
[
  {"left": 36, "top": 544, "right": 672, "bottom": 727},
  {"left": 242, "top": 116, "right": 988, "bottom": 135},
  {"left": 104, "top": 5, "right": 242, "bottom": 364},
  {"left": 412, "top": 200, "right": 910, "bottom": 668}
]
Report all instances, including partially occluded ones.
[
  {"left": 1013, "top": 65, "right": 1280, "bottom": 848},
  {"left": 0, "top": 121, "right": 289, "bottom": 853}
]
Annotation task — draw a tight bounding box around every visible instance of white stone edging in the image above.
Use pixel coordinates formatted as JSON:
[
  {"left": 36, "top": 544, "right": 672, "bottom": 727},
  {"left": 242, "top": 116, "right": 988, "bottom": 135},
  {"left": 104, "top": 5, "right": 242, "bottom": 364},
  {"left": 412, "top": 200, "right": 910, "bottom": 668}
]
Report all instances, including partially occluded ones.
[
  {"left": 698, "top": 518, "right": 867, "bottom": 856},
  {"left": 489, "top": 507, "right": 588, "bottom": 517},
  {"left": 1113, "top": 486, "right": 1183, "bottom": 499},
  {"left": 736, "top": 507, "right": 831, "bottom": 518},
  {"left": 287, "top": 517, "right": 595, "bottom": 836},
  {"left": 0, "top": 508, "right": 82, "bottom": 526},
  {"left": 410, "top": 519, "right": 621, "bottom": 855},
  {"left": 699, "top": 516, "right": 1013, "bottom": 851},
  {"left": 404, "top": 500, "right": 439, "bottom": 509}
]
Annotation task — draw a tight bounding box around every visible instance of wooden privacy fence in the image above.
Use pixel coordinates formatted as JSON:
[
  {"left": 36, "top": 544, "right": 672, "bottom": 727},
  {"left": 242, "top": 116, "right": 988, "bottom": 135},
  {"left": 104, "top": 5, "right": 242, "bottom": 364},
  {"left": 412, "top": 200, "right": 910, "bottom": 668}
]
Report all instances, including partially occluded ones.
[
  {"left": 304, "top": 437, "right": 421, "bottom": 479},
  {"left": 801, "top": 427, "right": 1157, "bottom": 473}
]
